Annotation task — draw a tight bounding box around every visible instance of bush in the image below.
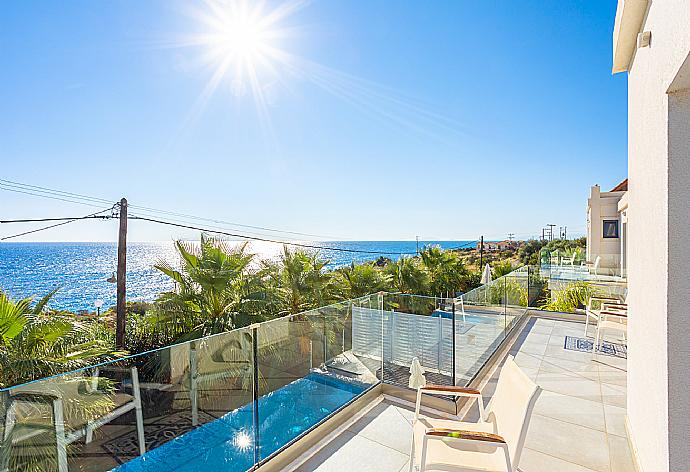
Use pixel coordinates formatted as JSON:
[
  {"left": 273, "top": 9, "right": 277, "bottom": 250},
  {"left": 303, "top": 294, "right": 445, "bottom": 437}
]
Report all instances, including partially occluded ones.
[{"left": 540, "top": 281, "right": 593, "bottom": 312}]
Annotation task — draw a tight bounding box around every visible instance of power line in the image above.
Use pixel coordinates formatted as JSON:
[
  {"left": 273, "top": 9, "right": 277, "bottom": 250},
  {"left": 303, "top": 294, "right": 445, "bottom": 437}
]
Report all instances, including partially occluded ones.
[
  {"left": 129, "top": 215, "right": 418, "bottom": 256},
  {"left": 0, "top": 216, "right": 111, "bottom": 224},
  {"left": 127, "top": 209, "right": 304, "bottom": 242},
  {"left": 0, "top": 179, "right": 113, "bottom": 205},
  {"left": 0, "top": 181, "right": 112, "bottom": 210},
  {"left": 0, "top": 179, "right": 348, "bottom": 241},
  {"left": 0, "top": 207, "right": 115, "bottom": 241}
]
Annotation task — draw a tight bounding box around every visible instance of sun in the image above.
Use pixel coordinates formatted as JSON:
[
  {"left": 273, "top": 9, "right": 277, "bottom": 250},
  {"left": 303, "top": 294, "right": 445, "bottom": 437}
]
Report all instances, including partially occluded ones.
[
  {"left": 203, "top": 3, "right": 274, "bottom": 70},
  {"left": 179, "top": 0, "right": 303, "bottom": 101}
]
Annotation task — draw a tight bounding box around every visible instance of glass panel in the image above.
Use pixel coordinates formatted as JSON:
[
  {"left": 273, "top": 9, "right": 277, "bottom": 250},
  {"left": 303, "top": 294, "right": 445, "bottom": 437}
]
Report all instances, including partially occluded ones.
[
  {"left": 455, "top": 270, "right": 529, "bottom": 385},
  {"left": 1, "top": 329, "right": 255, "bottom": 472},
  {"left": 534, "top": 259, "right": 628, "bottom": 314},
  {"left": 380, "top": 294, "right": 454, "bottom": 389},
  {"left": 255, "top": 298, "right": 378, "bottom": 462}
]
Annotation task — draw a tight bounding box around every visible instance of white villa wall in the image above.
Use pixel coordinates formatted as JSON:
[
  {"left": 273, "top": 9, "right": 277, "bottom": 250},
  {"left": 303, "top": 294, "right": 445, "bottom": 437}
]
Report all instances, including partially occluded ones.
[
  {"left": 586, "top": 185, "right": 624, "bottom": 269},
  {"left": 622, "top": 1, "right": 690, "bottom": 471}
]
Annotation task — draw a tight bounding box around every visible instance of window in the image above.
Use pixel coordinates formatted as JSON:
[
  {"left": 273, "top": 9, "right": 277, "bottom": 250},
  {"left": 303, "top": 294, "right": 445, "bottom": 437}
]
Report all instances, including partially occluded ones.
[{"left": 603, "top": 220, "right": 619, "bottom": 238}]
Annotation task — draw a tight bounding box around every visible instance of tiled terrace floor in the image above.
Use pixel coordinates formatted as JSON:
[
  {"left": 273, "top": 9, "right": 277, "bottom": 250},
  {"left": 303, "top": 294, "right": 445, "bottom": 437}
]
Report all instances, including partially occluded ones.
[{"left": 289, "top": 317, "right": 634, "bottom": 472}]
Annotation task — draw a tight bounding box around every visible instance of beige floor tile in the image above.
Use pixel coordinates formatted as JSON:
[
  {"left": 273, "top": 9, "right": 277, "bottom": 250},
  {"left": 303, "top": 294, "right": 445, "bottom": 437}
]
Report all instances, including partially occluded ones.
[
  {"left": 526, "top": 324, "right": 555, "bottom": 335},
  {"left": 512, "top": 351, "right": 543, "bottom": 370},
  {"left": 534, "top": 390, "right": 606, "bottom": 432},
  {"left": 603, "top": 404, "right": 627, "bottom": 438},
  {"left": 594, "top": 357, "right": 627, "bottom": 374},
  {"left": 544, "top": 344, "right": 597, "bottom": 363},
  {"left": 518, "top": 341, "right": 549, "bottom": 357},
  {"left": 537, "top": 370, "right": 603, "bottom": 403},
  {"left": 346, "top": 403, "right": 412, "bottom": 454},
  {"left": 519, "top": 366, "right": 540, "bottom": 381},
  {"left": 600, "top": 383, "right": 626, "bottom": 408},
  {"left": 598, "top": 370, "right": 627, "bottom": 388},
  {"left": 295, "top": 431, "right": 409, "bottom": 472},
  {"left": 525, "top": 414, "right": 611, "bottom": 472},
  {"left": 539, "top": 356, "right": 600, "bottom": 382},
  {"left": 519, "top": 447, "right": 600, "bottom": 472},
  {"left": 551, "top": 324, "right": 587, "bottom": 337},
  {"left": 521, "top": 332, "right": 552, "bottom": 344},
  {"left": 608, "top": 435, "right": 636, "bottom": 472}
]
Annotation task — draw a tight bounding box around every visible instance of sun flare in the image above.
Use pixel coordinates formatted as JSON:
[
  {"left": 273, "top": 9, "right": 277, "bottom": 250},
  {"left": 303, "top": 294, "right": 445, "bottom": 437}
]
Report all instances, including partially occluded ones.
[
  {"left": 204, "top": 5, "right": 274, "bottom": 70},
  {"left": 181, "top": 0, "right": 303, "bottom": 100}
]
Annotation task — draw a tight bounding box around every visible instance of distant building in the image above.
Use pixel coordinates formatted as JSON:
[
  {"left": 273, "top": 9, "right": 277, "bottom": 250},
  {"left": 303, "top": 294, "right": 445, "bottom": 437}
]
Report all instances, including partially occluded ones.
[
  {"left": 586, "top": 179, "right": 628, "bottom": 275},
  {"left": 476, "top": 240, "right": 518, "bottom": 252}
]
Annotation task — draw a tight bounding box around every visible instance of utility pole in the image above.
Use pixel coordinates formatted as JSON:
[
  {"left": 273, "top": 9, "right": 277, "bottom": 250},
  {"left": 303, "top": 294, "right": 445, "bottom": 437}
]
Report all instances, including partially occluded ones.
[
  {"left": 564, "top": 226, "right": 567, "bottom": 240},
  {"left": 541, "top": 228, "right": 545, "bottom": 241},
  {"left": 546, "top": 224, "right": 556, "bottom": 241},
  {"left": 507, "top": 233, "right": 515, "bottom": 241},
  {"left": 416, "top": 236, "right": 419, "bottom": 255},
  {"left": 116, "top": 198, "right": 128, "bottom": 349},
  {"left": 479, "top": 235, "right": 484, "bottom": 270}
]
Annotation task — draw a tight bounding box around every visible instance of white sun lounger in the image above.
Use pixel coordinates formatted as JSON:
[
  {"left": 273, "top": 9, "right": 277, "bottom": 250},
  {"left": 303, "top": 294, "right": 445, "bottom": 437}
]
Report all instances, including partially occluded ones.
[{"left": 409, "top": 356, "right": 541, "bottom": 472}]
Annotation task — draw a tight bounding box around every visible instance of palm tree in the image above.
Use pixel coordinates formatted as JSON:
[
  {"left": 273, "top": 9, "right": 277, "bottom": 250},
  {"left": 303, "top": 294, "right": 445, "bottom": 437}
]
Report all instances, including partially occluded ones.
[
  {"left": 264, "top": 246, "right": 336, "bottom": 315},
  {"left": 0, "top": 289, "right": 116, "bottom": 389},
  {"left": 154, "top": 235, "right": 265, "bottom": 340},
  {"left": 335, "top": 262, "right": 390, "bottom": 299},
  {"left": 384, "top": 256, "right": 429, "bottom": 294},
  {"left": 419, "top": 246, "right": 470, "bottom": 297}
]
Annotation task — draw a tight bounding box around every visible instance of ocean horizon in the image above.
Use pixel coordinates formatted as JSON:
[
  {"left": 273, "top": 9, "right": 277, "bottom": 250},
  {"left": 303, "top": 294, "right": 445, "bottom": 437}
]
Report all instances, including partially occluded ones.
[{"left": 0, "top": 240, "right": 476, "bottom": 312}]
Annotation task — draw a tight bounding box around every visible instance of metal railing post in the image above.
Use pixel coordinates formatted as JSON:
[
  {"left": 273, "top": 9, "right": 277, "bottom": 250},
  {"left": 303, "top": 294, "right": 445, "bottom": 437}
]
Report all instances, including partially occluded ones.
[
  {"left": 0, "top": 391, "right": 10, "bottom": 472},
  {"left": 250, "top": 324, "right": 260, "bottom": 467},
  {"left": 527, "top": 265, "right": 532, "bottom": 308},
  {"left": 378, "top": 292, "right": 384, "bottom": 382},
  {"left": 451, "top": 300, "right": 456, "bottom": 386},
  {"left": 323, "top": 313, "right": 328, "bottom": 368},
  {"left": 189, "top": 341, "right": 198, "bottom": 426},
  {"left": 502, "top": 277, "right": 508, "bottom": 336}
]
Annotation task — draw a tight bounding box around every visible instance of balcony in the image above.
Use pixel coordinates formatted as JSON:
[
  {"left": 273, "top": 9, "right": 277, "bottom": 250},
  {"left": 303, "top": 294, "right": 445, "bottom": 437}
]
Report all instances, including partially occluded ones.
[
  {"left": 290, "top": 317, "right": 632, "bottom": 472},
  {"left": 0, "top": 276, "right": 632, "bottom": 472}
]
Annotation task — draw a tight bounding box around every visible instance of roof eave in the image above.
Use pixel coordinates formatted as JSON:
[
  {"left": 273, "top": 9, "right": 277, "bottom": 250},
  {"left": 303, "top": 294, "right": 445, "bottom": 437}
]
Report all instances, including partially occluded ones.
[{"left": 612, "top": 0, "right": 649, "bottom": 74}]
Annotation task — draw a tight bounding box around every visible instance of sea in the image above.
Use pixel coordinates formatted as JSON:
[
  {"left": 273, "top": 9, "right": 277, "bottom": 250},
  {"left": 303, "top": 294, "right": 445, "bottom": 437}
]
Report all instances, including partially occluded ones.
[{"left": 0, "top": 241, "right": 474, "bottom": 312}]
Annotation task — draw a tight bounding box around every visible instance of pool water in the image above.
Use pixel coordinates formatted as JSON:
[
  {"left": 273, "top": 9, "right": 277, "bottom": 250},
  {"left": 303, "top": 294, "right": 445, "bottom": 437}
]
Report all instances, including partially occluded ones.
[
  {"left": 114, "top": 373, "right": 368, "bottom": 472},
  {"left": 431, "top": 310, "right": 502, "bottom": 324}
]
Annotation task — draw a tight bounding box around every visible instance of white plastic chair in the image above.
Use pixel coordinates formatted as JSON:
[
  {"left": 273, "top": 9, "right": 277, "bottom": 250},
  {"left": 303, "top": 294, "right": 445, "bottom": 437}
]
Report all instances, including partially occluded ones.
[
  {"left": 593, "top": 311, "right": 627, "bottom": 361},
  {"left": 409, "top": 356, "right": 541, "bottom": 472},
  {"left": 561, "top": 253, "right": 576, "bottom": 267},
  {"left": 585, "top": 293, "right": 628, "bottom": 337},
  {"left": 3, "top": 366, "right": 145, "bottom": 472}
]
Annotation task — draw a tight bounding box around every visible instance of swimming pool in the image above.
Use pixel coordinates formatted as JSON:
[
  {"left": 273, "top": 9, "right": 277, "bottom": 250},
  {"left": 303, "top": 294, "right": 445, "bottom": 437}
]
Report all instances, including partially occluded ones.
[
  {"left": 114, "top": 373, "right": 369, "bottom": 472},
  {"left": 431, "top": 310, "right": 502, "bottom": 324}
]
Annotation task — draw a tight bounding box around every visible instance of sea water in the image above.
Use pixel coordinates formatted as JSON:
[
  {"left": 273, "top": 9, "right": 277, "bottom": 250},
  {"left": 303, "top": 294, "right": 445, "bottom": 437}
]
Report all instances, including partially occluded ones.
[{"left": 0, "top": 241, "right": 473, "bottom": 311}]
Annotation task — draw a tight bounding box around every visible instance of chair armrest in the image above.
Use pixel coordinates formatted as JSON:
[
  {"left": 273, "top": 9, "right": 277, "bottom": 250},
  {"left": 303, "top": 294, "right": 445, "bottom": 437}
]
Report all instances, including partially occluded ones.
[
  {"left": 603, "top": 303, "right": 627, "bottom": 309},
  {"left": 426, "top": 428, "right": 506, "bottom": 444},
  {"left": 590, "top": 297, "right": 621, "bottom": 304},
  {"left": 420, "top": 385, "right": 481, "bottom": 397},
  {"left": 600, "top": 311, "right": 627, "bottom": 320},
  {"left": 9, "top": 392, "right": 60, "bottom": 404}
]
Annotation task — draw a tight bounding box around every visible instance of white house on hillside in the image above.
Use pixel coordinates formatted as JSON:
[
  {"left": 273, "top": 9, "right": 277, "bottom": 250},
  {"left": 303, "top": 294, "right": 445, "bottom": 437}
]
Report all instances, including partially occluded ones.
[
  {"left": 613, "top": 1, "right": 690, "bottom": 471},
  {"left": 586, "top": 179, "right": 628, "bottom": 275}
]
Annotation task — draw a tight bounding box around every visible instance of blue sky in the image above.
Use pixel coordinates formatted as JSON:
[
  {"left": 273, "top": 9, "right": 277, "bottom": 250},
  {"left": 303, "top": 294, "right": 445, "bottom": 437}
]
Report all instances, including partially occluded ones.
[{"left": 0, "top": 0, "right": 627, "bottom": 242}]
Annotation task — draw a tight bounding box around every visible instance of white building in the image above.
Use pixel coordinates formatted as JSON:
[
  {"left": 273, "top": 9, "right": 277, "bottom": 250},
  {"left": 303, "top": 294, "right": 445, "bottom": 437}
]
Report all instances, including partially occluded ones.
[
  {"left": 586, "top": 179, "right": 628, "bottom": 275},
  {"left": 613, "top": 1, "right": 690, "bottom": 471}
]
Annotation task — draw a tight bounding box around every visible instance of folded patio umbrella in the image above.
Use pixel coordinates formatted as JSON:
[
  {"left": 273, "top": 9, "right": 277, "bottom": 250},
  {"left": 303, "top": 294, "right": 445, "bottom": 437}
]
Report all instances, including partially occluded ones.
[
  {"left": 481, "top": 263, "right": 493, "bottom": 284},
  {"left": 409, "top": 356, "right": 427, "bottom": 389}
]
